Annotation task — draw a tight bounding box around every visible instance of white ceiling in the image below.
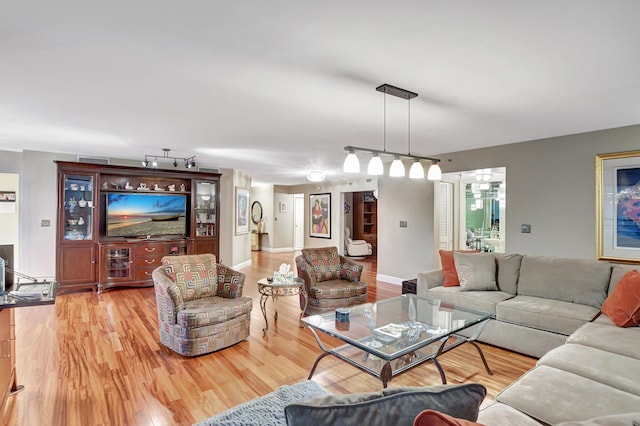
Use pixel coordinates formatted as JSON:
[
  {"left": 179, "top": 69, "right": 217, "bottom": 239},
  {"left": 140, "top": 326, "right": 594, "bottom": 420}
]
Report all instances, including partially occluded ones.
[{"left": 2, "top": 1, "right": 640, "bottom": 185}]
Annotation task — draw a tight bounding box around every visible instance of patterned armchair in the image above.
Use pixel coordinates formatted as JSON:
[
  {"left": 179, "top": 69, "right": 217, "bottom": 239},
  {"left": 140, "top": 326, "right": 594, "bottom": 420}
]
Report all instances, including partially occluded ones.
[
  {"left": 152, "top": 254, "right": 252, "bottom": 356},
  {"left": 295, "top": 246, "right": 368, "bottom": 315}
]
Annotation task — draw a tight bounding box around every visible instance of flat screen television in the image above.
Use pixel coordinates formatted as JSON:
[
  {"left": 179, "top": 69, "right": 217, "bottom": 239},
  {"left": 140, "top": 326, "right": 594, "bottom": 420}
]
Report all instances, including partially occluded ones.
[{"left": 106, "top": 193, "right": 187, "bottom": 238}]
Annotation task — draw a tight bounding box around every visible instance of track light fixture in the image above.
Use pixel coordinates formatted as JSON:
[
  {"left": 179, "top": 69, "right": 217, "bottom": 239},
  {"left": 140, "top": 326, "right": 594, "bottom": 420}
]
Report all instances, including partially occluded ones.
[
  {"left": 142, "top": 148, "right": 196, "bottom": 170},
  {"left": 343, "top": 84, "right": 442, "bottom": 181}
]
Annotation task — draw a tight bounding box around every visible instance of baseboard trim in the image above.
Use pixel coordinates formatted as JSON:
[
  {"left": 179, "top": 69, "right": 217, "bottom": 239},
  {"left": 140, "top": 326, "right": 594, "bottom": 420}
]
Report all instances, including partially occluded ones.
[
  {"left": 261, "top": 247, "right": 295, "bottom": 253},
  {"left": 376, "top": 274, "right": 404, "bottom": 286},
  {"left": 233, "top": 259, "right": 252, "bottom": 270}
]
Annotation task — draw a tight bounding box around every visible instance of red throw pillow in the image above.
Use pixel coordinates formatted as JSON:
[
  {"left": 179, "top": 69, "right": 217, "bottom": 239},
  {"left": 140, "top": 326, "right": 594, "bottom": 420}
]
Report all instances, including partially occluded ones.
[
  {"left": 440, "top": 250, "right": 478, "bottom": 287},
  {"left": 414, "top": 410, "right": 483, "bottom": 426},
  {"left": 601, "top": 269, "right": 640, "bottom": 327}
]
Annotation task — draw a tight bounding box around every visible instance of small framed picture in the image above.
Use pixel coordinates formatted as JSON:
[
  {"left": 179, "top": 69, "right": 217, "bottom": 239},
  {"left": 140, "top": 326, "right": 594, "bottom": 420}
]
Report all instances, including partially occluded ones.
[
  {"left": 0, "top": 191, "right": 16, "bottom": 202},
  {"left": 235, "top": 187, "right": 250, "bottom": 235},
  {"left": 279, "top": 202, "right": 287, "bottom": 213},
  {"left": 310, "top": 193, "right": 331, "bottom": 238}
]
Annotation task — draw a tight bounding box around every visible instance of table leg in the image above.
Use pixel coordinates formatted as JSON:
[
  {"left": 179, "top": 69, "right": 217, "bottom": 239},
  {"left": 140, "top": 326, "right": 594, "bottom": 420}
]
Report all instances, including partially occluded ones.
[
  {"left": 272, "top": 294, "right": 279, "bottom": 322},
  {"left": 380, "top": 362, "right": 393, "bottom": 388},
  {"left": 260, "top": 293, "right": 269, "bottom": 335},
  {"left": 299, "top": 289, "right": 308, "bottom": 327}
]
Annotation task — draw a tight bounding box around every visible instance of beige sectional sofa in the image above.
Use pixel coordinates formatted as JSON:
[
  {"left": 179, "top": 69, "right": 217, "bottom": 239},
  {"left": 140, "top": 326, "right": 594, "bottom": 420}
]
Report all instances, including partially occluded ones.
[{"left": 417, "top": 253, "right": 640, "bottom": 424}]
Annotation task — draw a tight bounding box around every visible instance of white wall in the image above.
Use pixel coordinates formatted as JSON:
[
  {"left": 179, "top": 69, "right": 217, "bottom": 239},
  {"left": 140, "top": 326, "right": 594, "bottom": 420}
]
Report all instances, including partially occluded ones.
[
  {"left": 0, "top": 173, "right": 20, "bottom": 269},
  {"left": 273, "top": 188, "right": 294, "bottom": 250},
  {"left": 230, "top": 170, "right": 252, "bottom": 268}
]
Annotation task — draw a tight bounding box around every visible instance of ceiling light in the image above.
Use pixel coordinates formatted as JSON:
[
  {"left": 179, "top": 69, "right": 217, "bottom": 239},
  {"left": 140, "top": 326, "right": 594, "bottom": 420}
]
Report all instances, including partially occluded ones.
[
  {"left": 367, "top": 154, "right": 384, "bottom": 175},
  {"left": 342, "top": 84, "right": 442, "bottom": 180},
  {"left": 409, "top": 160, "right": 424, "bottom": 179},
  {"left": 307, "top": 170, "right": 326, "bottom": 182},
  {"left": 343, "top": 149, "right": 360, "bottom": 173},
  {"left": 142, "top": 148, "right": 196, "bottom": 169},
  {"left": 389, "top": 157, "right": 405, "bottom": 177},
  {"left": 427, "top": 162, "right": 442, "bottom": 180}
]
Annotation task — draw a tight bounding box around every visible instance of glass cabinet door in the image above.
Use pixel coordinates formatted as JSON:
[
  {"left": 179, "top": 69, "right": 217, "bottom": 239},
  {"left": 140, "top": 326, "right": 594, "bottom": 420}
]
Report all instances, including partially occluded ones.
[
  {"left": 63, "top": 174, "right": 95, "bottom": 241},
  {"left": 103, "top": 247, "right": 132, "bottom": 281},
  {"left": 194, "top": 181, "right": 217, "bottom": 237}
]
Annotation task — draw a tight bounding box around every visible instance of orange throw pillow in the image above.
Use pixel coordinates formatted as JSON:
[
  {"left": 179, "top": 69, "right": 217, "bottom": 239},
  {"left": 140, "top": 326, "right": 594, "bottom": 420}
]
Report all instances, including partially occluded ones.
[
  {"left": 601, "top": 269, "right": 640, "bottom": 327},
  {"left": 440, "top": 250, "right": 478, "bottom": 287},
  {"left": 414, "top": 410, "right": 483, "bottom": 426}
]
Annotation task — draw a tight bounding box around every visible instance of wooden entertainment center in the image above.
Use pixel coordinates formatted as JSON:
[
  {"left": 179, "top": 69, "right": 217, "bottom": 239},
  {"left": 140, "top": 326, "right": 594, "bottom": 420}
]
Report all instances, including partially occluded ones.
[{"left": 55, "top": 161, "right": 221, "bottom": 293}]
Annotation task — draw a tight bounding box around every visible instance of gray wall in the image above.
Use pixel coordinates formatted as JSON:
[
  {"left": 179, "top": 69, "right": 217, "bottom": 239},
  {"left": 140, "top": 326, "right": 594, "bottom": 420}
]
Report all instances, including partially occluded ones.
[{"left": 377, "top": 124, "right": 640, "bottom": 282}]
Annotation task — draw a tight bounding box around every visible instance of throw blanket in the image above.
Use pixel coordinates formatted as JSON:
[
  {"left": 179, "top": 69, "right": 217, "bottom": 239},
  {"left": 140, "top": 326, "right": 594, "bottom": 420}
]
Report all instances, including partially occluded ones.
[{"left": 194, "top": 380, "right": 330, "bottom": 426}]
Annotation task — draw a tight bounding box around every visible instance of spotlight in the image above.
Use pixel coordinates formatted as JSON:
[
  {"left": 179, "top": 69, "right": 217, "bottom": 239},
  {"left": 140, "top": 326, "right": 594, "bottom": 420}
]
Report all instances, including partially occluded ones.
[
  {"left": 173, "top": 160, "right": 178, "bottom": 167},
  {"left": 142, "top": 159, "right": 149, "bottom": 167},
  {"left": 152, "top": 160, "right": 158, "bottom": 167},
  {"left": 190, "top": 160, "right": 196, "bottom": 168}
]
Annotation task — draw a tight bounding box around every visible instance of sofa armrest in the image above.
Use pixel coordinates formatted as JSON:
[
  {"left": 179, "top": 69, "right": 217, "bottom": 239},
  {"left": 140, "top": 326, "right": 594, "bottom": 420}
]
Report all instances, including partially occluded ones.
[
  {"left": 339, "top": 255, "right": 364, "bottom": 282},
  {"left": 417, "top": 269, "right": 444, "bottom": 297},
  {"left": 152, "top": 266, "right": 183, "bottom": 325},
  {"left": 216, "top": 264, "right": 246, "bottom": 298}
]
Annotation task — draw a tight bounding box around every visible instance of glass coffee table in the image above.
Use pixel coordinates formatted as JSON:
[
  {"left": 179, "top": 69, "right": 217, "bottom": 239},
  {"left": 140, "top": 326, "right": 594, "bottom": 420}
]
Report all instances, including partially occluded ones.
[{"left": 302, "top": 295, "right": 493, "bottom": 388}]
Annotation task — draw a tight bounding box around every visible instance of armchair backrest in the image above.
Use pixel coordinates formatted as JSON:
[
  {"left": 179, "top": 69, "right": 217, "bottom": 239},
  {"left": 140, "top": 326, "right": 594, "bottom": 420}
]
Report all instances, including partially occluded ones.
[
  {"left": 301, "top": 246, "right": 345, "bottom": 282},
  {"left": 161, "top": 254, "right": 218, "bottom": 302}
]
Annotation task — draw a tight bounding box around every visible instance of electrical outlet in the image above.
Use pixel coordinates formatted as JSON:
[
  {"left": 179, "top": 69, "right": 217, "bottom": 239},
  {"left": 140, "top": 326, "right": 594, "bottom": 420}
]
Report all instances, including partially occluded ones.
[
  {"left": 400, "top": 220, "right": 408, "bottom": 228},
  {"left": 41, "top": 219, "right": 51, "bottom": 227},
  {"left": 521, "top": 224, "right": 531, "bottom": 233}
]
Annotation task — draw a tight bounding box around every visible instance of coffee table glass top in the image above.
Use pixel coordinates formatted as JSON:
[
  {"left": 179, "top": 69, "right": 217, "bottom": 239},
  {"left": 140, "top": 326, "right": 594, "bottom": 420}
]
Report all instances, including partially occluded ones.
[{"left": 302, "top": 295, "right": 492, "bottom": 361}]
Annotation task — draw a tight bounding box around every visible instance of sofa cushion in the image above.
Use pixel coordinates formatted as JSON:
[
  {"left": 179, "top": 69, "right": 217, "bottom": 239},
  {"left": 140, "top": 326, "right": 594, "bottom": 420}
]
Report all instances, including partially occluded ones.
[
  {"left": 427, "top": 286, "right": 513, "bottom": 315},
  {"left": 454, "top": 252, "right": 498, "bottom": 291},
  {"left": 307, "top": 278, "right": 367, "bottom": 300},
  {"left": 477, "top": 402, "right": 542, "bottom": 426},
  {"left": 555, "top": 412, "right": 640, "bottom": 425},
  {"left": 440, "top": 250, "right": 478, "bottom": 287},
  {"left": 497, "top": 295, "right": 599, "bottom": 335},
  {"left": 161, "top": 254, "right": 218, "bottom": 302},
  {"left": 566, "top": 322, "right": 640, "bottom": 360},
  {"left": 284, "top": 384, "right": 486, "bottom": 426},
  {"left": 496, "top": 365, "right": 640, "bottom": 425},
  {"left": 601, "top": 269, "right": 640, "bottom": 327},
  {"left": 516, "top": 255, "right": 611, "bottom": 308},
  {"left": 608, "top": 263, "right": 639, "bottom": 296},
  {"left": 493, "top": 253, "right": 523, "bottom": 295},
  {"left": 414, "top": 409, "right": 482, "bottom": 426},
  {"left": 302, "top": 247, "right": 344, "bottom": 282},
  {"left": 537, "top": 343, "right": 640, "bottom": 396}
]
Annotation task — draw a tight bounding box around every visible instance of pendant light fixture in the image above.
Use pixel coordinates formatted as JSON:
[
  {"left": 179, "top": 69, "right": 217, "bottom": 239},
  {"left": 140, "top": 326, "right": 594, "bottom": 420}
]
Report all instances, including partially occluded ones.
[{"left": 343, "top": 84, "right": 442, "bottom": 180}]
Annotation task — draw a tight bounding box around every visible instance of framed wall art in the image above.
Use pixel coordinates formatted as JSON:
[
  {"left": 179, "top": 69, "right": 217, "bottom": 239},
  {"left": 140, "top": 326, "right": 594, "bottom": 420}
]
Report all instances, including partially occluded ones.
[
  {"left": 310, "top": 193, "right": 331, "bottom": 238},
  {"left": 235, "top": 187, "right": 250, "bottom": 235},
  {"left": 596, "top": 150, "right": 640, "bottom": 262}
]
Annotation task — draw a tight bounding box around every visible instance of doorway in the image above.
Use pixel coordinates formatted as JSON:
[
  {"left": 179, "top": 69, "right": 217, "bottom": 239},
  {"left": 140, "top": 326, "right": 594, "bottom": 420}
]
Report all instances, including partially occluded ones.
[
  {"left": 294, "top": 194, "right": 304, "bottom": 249},
  {"left": 437, "top": 167, "right": 506, "bottom": 253}
]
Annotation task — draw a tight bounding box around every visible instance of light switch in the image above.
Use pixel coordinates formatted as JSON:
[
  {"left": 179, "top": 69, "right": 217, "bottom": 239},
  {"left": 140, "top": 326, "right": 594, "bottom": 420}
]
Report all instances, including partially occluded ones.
[
  {"left": 521, "top": 224, "right": 531, "bottom": 233},
  {"left": 400, "top": 220, "right": 408, "bottom": 228},
  {"left": 41, "top": 219, "right": 51, "bottom": 227}
]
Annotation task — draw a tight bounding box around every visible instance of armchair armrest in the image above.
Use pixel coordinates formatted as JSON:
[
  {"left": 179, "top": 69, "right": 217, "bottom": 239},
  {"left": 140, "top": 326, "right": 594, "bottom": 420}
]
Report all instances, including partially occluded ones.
[
  {"left": 152, "top": 266, "right": 184, "bottom": 325},
  {"left": 416, "top": 269, "right": 444, "bottom": 297},
  {"left": 339, "top": 255, "right": 363, "bottom": 282},
  {"left": 295, "top": 255, "right": 318, "bottom": 296},
  {"left": 216, "top": 263, "right": 246, "bottom": 298}
]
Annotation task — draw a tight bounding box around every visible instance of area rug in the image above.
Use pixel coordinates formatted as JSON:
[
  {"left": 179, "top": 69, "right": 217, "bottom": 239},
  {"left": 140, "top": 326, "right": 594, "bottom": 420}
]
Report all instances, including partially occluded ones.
[{"left": 194, "top": 380, "right": 330, "bottom": 426}]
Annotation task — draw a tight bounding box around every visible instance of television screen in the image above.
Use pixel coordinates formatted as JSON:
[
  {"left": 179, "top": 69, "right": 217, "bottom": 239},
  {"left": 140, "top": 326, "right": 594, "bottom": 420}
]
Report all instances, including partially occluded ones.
[{"left": 106, "top": 193, "right": 187, "bottom": 238}]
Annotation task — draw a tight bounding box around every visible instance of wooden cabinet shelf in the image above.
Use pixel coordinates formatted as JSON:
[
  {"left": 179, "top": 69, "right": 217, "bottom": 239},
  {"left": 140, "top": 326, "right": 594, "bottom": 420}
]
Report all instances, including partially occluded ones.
[
  {"left": 353, "top": 191, "right": 377, "bottom": 257},
  {"left": 55, "top": 161, "right": 221, "bottom": 293}
]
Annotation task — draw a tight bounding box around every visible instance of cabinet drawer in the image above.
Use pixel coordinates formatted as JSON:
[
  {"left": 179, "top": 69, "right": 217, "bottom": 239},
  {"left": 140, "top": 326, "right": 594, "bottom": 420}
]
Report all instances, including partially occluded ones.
[
  {"left": 134, "top": 267, "right": 156, "bottom": 282},
  {"left": 134, "top": 255, "right": 162, "bottom": 268},
  {"left": 134, "top": 244, "right": 166, "bottom": 257}
]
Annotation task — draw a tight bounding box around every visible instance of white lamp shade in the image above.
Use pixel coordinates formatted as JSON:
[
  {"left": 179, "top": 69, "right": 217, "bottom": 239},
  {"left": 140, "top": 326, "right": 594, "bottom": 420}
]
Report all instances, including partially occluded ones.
[
  {"left": 343, "top": 152, "right": 360, "bottom": 173},
  {"left": 367, "top": 155, "right": 384, "bottom": 175},
  {"left": 409, "top": 160, "right": 424, "bottom": 179},
  {"left": 427, "top": 163, "right": 442, "bottom": 180},
  {"left": 389, "top": 158, "right": 405, "bottom": 177}
]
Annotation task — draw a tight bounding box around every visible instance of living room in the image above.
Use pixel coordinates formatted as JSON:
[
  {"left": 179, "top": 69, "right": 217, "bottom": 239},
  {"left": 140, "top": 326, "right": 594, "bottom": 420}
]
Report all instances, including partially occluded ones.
[{"left": 2, "top": 2, "right": 640, "bottom": 425}]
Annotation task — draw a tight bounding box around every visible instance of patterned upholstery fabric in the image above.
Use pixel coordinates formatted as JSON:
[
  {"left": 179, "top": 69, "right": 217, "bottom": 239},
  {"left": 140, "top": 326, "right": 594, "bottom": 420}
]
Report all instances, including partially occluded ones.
[
  {"left": 152, "top": 254, "right": 251, "bottom": 357},
  {"left": 161, "top": 254, "right": 218, "bottom": 302},
  {"left": 296, "top": 247, "right": 367, "bottom": 315}
]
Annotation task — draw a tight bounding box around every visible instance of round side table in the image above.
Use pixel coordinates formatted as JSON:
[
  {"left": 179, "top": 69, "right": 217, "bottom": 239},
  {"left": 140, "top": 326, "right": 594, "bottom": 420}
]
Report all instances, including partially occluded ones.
[{"left": 258, "top": 277, "right": 307, "bottom": 335}]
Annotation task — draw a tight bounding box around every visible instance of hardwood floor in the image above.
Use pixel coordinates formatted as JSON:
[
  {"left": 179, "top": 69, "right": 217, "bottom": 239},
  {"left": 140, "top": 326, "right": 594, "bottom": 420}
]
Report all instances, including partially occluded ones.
[{"left": 1, "top": 251, "right": 536, "bottom": 425}]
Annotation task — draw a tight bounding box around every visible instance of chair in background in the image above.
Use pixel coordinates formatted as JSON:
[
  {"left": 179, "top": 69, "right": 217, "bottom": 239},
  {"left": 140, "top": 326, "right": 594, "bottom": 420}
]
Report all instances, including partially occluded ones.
[
  {"left": 152, "top": 253, "right": 252, "bottom": 356},
  {"left": 295, "top": 246, "right": 367, "bottom": 315},
  {"left": 344, "top": 226, "right": 372, "bottom": 258}
]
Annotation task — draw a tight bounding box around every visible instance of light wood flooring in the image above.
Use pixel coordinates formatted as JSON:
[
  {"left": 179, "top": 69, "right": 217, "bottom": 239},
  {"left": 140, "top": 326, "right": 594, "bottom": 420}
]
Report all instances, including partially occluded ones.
[{"left": 1, "top": 251, "right": 536, "bottom": 425}]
